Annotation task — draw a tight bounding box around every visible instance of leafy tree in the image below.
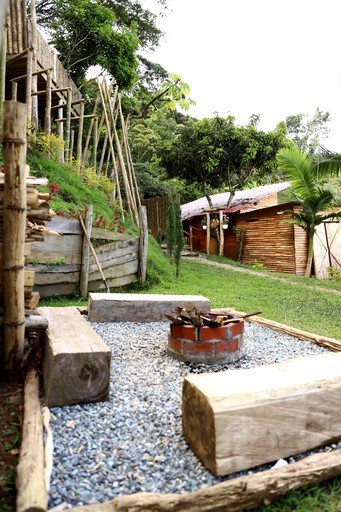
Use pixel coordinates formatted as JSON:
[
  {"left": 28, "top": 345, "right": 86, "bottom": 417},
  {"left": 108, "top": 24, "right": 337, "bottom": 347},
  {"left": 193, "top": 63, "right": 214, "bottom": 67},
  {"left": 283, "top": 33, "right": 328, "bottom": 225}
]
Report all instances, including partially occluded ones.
[
  {"left": 162, "top": 115, "right": 290, "bottom": 207},
  {"left": 47, "top": 0, "right": 139, "bottom": 87},
  {"left": 276, "top": 147, "right": 341, "bottom": 277},
  {"left": 285, "top": 107, "right": 331, "bottom": 154}
]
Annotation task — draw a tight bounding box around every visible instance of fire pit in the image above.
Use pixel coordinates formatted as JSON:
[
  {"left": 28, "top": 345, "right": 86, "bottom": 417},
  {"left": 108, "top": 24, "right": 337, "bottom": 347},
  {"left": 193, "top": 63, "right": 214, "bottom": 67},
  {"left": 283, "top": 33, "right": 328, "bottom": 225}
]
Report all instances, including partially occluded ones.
[{"left": 166, "top": 304, "right": 257, "bottom": 364}]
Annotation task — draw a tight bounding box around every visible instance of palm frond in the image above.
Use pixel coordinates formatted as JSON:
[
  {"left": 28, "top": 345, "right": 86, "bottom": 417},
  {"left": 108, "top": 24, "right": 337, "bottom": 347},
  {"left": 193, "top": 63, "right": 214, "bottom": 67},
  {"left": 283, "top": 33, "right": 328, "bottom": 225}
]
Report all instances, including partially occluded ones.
[
  {"left": 313, "top": 146, "right": 341, "bottom": 179},
  {"left": 276, "top": 147, "right": 317, "bottom": 199}
]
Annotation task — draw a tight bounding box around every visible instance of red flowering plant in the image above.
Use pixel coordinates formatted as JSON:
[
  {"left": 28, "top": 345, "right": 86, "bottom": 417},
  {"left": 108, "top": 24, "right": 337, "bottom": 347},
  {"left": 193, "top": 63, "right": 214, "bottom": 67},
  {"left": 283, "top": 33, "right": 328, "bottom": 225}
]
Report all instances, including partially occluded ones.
[{"left": 49, "top": 183, "right": 60, "bottom": 196}]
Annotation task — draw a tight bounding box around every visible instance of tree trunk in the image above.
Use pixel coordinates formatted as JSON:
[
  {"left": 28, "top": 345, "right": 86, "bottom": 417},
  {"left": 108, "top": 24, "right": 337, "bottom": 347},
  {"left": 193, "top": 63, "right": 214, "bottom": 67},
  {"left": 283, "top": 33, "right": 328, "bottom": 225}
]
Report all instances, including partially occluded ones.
[{"left": 305, "top": 228, "right": 315, "bottom": 277}]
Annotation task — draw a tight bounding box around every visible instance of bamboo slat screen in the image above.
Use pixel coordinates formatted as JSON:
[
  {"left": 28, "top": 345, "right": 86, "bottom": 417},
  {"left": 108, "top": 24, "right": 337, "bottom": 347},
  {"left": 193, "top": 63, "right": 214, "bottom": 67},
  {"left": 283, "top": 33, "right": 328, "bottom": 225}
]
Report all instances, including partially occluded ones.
[{"left": 141, "top": 196, "right": 168, "bottom": 238}]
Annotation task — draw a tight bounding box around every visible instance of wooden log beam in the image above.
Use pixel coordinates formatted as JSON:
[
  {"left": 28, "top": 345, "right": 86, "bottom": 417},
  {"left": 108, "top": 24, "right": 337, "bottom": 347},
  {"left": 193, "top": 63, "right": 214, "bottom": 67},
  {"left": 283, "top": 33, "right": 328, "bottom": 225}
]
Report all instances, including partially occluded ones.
[
  {"left": 65, "top": 449, "right": 341, "bottom": 512},
  {"left": 16, "top": 367, "right": 47, "bottom": 512},
  {"left": 39, "top": 306, "right": 111, "bottom": 406},
  {"left": 182, "top": 351, "right": 341, "bottom": 476}
]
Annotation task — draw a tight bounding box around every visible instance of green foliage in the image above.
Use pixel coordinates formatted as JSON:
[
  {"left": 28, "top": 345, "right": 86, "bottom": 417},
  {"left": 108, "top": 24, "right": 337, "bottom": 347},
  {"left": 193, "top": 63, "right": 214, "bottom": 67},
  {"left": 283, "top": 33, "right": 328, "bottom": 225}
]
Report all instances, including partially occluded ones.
[
  {"left": 285, "top": 107, "right": 331, "bottom": 154},
  {"left": 327, "top": 266, "right": 341, "bottom": 280},
  {"left": 50, "top": 0, "right": 139, "bottom": 87},
  {"left": 28, "top": 131, "right": 64, "bottom": 160},
  {"left": 161, "top": 115, "right": 291, "bottom": 204}
]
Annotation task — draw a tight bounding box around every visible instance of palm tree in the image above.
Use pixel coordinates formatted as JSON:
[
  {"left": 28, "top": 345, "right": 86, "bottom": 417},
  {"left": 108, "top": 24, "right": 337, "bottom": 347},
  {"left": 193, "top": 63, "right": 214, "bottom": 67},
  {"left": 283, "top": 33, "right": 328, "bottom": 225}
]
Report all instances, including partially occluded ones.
[{"left": 276, "top": 147, "right": 341, "bottom": 277}]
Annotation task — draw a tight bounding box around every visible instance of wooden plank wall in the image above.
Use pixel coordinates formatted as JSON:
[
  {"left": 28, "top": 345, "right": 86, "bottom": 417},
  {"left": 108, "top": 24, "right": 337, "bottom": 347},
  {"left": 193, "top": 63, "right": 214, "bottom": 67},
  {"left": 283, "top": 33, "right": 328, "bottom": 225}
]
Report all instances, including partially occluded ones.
[
  {"left": 28, "top": 217, "right": 139, "bottom": 297},
  {"left": 236, "top": 204, "right": 300, "bottom": 274}
]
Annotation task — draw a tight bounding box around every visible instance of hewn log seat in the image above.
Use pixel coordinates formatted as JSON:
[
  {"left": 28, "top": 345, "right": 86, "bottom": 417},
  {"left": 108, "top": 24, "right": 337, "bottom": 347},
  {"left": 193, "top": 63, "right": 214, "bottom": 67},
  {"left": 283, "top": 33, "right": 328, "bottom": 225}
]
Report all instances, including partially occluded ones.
[
  {"left": 38, "top": 306, "right": 111, "bottom": 407},
  {"left": 182, "top": 351, "right": 341, "bottom": 476},
  {"left": 87, "top": 293, "right": 211, "bottom": 322}
]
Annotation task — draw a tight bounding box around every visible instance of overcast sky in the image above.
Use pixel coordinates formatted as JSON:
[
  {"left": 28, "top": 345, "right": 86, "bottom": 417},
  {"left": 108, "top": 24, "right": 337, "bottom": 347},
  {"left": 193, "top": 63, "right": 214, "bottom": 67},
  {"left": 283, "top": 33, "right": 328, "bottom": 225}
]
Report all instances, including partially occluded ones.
[{"left": 144, "top": 0, "right": 341, "bottom": 151}]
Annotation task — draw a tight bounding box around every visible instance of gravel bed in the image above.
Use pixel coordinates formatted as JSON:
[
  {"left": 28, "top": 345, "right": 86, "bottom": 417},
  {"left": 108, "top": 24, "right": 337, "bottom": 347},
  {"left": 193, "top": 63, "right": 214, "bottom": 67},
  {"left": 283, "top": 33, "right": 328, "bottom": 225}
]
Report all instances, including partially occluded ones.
[{"left": 48, "top": 321, "right": 336, "bottom": 509}]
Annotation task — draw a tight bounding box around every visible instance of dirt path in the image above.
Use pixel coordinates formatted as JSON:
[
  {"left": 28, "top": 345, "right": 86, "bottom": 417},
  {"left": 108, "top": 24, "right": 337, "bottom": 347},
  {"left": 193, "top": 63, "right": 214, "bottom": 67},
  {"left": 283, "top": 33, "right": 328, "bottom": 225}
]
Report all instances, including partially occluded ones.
[{"left": 191, "top": 255, "right": 341, "bottom": 296}]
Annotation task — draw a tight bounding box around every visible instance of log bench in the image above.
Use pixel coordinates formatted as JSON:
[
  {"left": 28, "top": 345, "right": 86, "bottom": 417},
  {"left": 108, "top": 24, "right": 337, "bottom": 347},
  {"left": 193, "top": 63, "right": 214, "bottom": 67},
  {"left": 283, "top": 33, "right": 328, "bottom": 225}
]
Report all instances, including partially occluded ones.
[
  {"left": 87, "top": 293, "right": 211, "bottom": 322},
  {"left": 182, "top": 351, "right": 341, "bottom": 476},
  {"left": 38, "top": 306, "right": 111, "bottom": 407}
]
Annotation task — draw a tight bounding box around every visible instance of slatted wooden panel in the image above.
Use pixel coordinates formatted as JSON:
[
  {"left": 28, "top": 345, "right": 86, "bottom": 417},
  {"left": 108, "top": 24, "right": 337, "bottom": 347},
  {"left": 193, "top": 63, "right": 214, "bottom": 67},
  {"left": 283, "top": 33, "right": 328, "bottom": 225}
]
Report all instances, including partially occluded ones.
[
  {"left": 28, "top": 216, "right": 139, "bottom": 297},
  {"left": 141, "top": 196, "right": 168, "bottom": 237},
  {"left": 236, "top": 204, "right": 298, "bottom": 274}
]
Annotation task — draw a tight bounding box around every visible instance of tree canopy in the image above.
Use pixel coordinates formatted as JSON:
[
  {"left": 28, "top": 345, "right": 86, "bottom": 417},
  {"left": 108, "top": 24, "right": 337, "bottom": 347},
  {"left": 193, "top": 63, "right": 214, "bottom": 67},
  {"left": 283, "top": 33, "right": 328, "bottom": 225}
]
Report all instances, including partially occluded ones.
[
  {"left": 160, "top": 115, "right": 290, "bottom": 206},
  {"left": 285, "top": 107, "right": 331, "bottom": 154}
]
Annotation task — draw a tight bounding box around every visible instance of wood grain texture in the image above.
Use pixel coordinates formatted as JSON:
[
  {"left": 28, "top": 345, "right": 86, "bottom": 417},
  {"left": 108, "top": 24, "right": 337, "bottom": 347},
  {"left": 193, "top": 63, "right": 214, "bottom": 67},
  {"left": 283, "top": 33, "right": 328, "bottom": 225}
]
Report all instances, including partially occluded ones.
[
  {"left": 182, "top": 351, "right": 341, "bottom": 476},
  {"left": 88, "top": 293, "right": 211, "bottom": 322},
  {"left": 16, "top": 368, "right": 47, "bottom": 512},
  {"left": 39, "top": 306, "right": 111, "bottom": 406}
]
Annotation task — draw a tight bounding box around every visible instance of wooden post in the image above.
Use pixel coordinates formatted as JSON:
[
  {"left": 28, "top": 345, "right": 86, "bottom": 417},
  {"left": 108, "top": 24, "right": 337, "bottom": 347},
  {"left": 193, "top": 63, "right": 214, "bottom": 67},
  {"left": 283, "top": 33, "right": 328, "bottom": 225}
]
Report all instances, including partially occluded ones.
[
  {"left": 189, "top": 225, "right": 193, "bottom": 253},
  {"left": 11, "top": 80, "right": 17, "bottom": 100},
  {"left": 219, "top": 210, "right": 224, "bottom": 256},
  {"left": 69, "top": 128, "right": 75, "bottom": 162},
  {"left": 138, "top": 206, "right": 148, "bottom": 283},
  {"left": 98, "top": 131, "right": 108, "bottom": 175},
  {"left": 65, "top": 88, "right": 72, "bottom": 161},
  {"left": 44, "top": 68, "right": 52, "bottom": 135},
  {"left": 16, "top": 368, "right": 47, "bottom": 512},
  {"left": 2, "top": 101, "right": 27, "bottom": 373},
  {"left": 80, "top": 205, "right": 93, "bottom": 298},
  {"left": 206, "top": 213, "right": 210, "bottom": 255},
  {"left": 76, "top": 99, "right": 84, "bottom": 171}
]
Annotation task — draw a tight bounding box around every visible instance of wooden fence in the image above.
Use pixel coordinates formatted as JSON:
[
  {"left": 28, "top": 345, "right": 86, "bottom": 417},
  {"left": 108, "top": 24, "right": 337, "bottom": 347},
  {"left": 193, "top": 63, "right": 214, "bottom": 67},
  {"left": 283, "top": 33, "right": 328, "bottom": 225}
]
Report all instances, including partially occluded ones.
[
  {"left": 28, "top": 216, "right": 141, "bottom": 297},
  {"left": 142, "top": 196, "right": 168, "bottom": 237}
]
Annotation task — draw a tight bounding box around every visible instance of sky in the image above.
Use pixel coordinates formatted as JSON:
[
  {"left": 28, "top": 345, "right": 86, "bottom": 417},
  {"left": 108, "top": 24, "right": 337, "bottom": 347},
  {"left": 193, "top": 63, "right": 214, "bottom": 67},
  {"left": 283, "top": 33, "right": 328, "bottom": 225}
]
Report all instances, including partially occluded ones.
[{"left": 144, "top": 0, "right": 341, "bottom": 151}]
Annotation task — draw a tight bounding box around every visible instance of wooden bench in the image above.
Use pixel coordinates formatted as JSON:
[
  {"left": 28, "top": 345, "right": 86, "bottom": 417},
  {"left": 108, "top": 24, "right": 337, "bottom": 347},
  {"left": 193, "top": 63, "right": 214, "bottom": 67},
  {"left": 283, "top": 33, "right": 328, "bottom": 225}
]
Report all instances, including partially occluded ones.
[
  {"left": 88, "top": 293, "right": 211, "bottom": 322},
  {"left": 39, "top": 306, "right": 111, "bottom": 407},
  {"left": 182, "top": 351, "right": 341, "bottom": 476}
]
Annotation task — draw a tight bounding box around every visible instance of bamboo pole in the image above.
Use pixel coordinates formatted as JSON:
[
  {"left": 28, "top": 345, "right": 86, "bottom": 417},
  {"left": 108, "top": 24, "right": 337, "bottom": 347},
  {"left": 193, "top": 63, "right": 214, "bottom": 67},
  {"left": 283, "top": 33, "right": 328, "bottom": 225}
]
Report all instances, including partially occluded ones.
[
  {"left": 106, "top": 82, "right": 135, "bottom": 222},
  {"left": 22, "top": 0, "right": 28, "bottom": 49},
  {"left": 80, "top": 205, "right": 92, "bottom": 298},
  {"left": 30, "top": 0, "right": 38, "bottom": 130},
  {"left": 97, "top": 77, "right": 124, "bottom": 218},
  {"left": 25, "top": 48, "right": 32, "bottom": 124},
  {"left": 92, "top": 115, "right": 98, "bottom": 172},
  {"left": 10, "top": 0, "right": 17, "bottom": 54},
  {"left": 138, "top": 206, "right": 148, "bottom": 283},
  {"left": 0, "top": 25, "right": 6, "bottom": 138},
  {"left": 44, "top": 68, "right": 52, "bottom": 134},
  {"left": 118, "top": 94, "right": 139, "bottom": 216},
  {"left": 6, "top": 6, "right": 12, "bottom": 55},
  {"left": 98, "top": 131, "right": 108, "bottom": 176},
  {"left": 16, "top": 0, "right": 23, "bottom": 53},
  {"left": 57, "top": 98, "right": 64, "bottom": 162},
  {"left": 16, "top": 367, "right": 47, "bottom": 512},
  {"left": 82, "top": 93, "right": 100, "bottom": 166},
  {"left": 2, "top": 101, "right": 27, "bottom": 373},
  {"left": 64, "top": 88, "right": 72, "bottom": 161},
  {"left": 70, "top": 128, "right": 75, "bottom": 162},
  {"left": 76, "top": 99, "right": 84, "bottom": 171}
]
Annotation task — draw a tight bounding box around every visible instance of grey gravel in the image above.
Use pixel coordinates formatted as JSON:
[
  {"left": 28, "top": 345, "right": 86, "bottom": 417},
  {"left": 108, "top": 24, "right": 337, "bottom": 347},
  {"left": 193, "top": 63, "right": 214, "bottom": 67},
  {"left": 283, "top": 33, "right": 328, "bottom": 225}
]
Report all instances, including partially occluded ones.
[{"left": 48, "top": 320, "right": 335, "bottom": 509}]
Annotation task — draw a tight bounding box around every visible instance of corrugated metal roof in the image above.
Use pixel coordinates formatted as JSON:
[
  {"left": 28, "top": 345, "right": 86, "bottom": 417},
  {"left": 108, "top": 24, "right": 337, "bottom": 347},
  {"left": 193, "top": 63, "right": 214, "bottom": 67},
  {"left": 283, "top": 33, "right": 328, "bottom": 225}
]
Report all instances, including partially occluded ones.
[{"left": 181, "top": 182, "right": 291, "bottom": 220}]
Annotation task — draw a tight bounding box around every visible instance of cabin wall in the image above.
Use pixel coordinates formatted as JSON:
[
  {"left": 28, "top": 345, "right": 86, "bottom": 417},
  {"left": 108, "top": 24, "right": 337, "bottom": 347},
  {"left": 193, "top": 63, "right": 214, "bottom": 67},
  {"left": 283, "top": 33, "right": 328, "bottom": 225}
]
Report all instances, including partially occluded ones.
[{"left": 236, "top": 205, "right": 300, "bottom": 274}]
